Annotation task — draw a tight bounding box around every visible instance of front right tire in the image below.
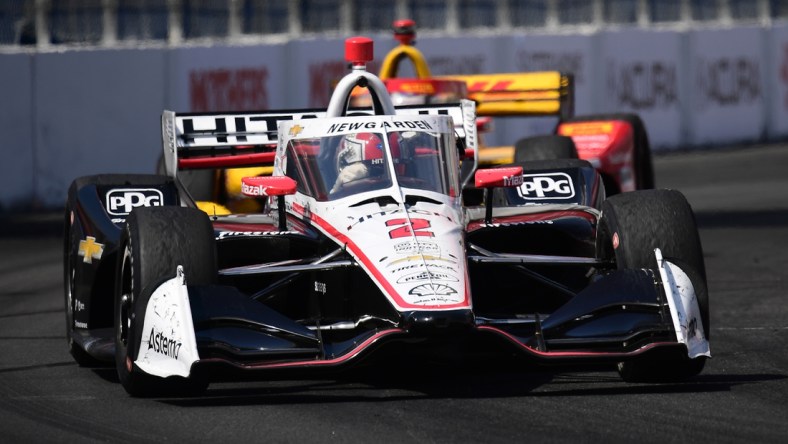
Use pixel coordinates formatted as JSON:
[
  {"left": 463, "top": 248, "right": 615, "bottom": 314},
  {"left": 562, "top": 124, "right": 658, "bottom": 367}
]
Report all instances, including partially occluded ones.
[{"left": 598, "top": 189, "right": 709, "bottom": 382}]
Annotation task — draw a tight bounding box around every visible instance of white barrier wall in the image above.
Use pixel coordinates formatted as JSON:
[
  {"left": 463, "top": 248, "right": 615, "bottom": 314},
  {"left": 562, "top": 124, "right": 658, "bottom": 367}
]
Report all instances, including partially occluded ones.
[
  {"left": 767, "top": 21, "right": 788, "bottom": 138},
  {"left": 169, "top": 43, "right": 288, "bottom": 112},
  {"left": 33, "top": 49, "right": 168, "bottom": 205},
  {"left": 687, "top": 26, "right": 766, "bottom": 146},
  {"left": 0, "top": 53, "right": 33, "bottom": 208},
  {"left": 0, "top": 25, "right": 784, "bottom": 209},
  {"left": 598, "top": 29, "right": 685, "bottom": 149}
]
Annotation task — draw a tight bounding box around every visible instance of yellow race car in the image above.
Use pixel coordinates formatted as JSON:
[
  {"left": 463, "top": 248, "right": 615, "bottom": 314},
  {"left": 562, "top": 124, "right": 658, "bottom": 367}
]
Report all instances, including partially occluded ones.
[{"left": 356, "top": 19, "right": 654, "bottom": 194}]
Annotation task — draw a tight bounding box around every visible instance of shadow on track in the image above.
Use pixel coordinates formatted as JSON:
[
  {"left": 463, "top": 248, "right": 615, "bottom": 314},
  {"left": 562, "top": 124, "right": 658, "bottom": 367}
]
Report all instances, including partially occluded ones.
[{"left": 106, "top": 357, "right": 785, "bottom": 407}]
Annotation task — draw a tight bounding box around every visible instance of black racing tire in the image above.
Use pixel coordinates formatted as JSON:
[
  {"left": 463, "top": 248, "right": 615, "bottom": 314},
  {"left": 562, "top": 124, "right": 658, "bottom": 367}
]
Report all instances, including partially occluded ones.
[
  {"left": 598, "top": 189, "right": 709, "bottom": 382},
  {"left": 115, "top": 206, "right": 216, "bottom": 397},
  {"left": 513, "top": 135, "right": 579, "bottom": 163},
  {"left": 564, "top": 113, "right": 655, "bottom": 189},
  {"left": 63, "top": 206, "right": 105, "bottom": 367}
]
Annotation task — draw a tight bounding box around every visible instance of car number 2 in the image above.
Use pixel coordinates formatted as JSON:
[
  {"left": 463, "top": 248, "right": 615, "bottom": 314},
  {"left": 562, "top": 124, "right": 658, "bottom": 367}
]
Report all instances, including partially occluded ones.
[{"left": 386, "top": 218, "right": 434, "bottom": 239}]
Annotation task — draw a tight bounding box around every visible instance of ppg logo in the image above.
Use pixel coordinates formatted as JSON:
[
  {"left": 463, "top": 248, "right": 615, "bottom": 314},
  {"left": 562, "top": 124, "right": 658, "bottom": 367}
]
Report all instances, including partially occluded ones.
[
  {"left": 517, "top": 173, "right": 575, "bottom": 200},
  {"left": 106, "top": 189, "right": 164, "bottom": 215}
]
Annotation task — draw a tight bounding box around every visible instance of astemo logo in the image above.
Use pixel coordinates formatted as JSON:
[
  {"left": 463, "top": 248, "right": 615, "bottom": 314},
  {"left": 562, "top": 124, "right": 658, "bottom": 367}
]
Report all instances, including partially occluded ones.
[
  {"left": 105, "top": 189, "right": 164, "bottom": 215},
  {"left": 516, "top": 173, "right": 575, "bottom": 200}
]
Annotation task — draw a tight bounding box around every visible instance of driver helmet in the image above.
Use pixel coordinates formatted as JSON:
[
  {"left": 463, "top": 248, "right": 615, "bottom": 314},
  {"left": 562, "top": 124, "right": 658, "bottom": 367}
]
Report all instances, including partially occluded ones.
[
  {"left": 332, "top": 133, "right": 404, "bottom": 191},
  {"left": 336, "top": 132, "right": 385, "bottom": 172}
]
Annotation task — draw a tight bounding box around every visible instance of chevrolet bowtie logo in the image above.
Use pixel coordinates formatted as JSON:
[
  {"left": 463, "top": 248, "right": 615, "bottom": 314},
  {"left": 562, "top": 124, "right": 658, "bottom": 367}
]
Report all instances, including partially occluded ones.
[
  {"left": 289, "top": 124, "right": 304, "bottom": 136},
  {"left": 78, "top": 236, "right": 104, "bottom": 264}
]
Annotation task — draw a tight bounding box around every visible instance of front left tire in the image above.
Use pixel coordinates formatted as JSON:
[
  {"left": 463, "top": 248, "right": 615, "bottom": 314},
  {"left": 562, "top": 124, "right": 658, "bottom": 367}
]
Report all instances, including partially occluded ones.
[{"left": 115, "top": 206, "right": 216, "bottom": 397}]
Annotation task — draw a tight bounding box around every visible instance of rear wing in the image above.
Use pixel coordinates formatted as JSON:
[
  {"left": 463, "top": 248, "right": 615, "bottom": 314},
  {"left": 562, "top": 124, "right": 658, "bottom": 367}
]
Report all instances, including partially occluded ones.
[
  {"left": 438, "top": 72, "right": 574, "bottom": 119},
  {"left": 161, "top": 100, "right": 477, "bottom": 178}
]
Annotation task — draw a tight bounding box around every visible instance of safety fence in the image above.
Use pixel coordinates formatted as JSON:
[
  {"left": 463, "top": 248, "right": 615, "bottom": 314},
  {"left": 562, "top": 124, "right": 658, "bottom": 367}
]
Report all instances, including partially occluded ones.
[{"left": 2, "top": 0, "right": 786, "bottom": 47}]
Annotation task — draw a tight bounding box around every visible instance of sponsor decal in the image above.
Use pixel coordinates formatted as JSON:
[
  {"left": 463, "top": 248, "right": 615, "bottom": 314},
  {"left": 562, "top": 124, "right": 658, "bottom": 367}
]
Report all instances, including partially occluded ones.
[
  {"left": 480, "top": 221, "right": 554, "bottom": 228},
  {"left": 397, "top": 271, "right": 458, "bottom": 284},
  {"left": 695, "top": 56, "right": 760, "bottom": 110},
  {"left": 314, "top": 281, "right": 327, "bottom": 294},
  {"left": 389, "top": 263, "right": 456, "bottom": 274},
  {"left": 289, "top": 124, "right": 304, "bottom": 136},
  {"left": 74, "top": 321, "right": 88, "bottom": 329},
  {"left": 181, "top": 113, "right": 317, "bottom": 145},
  {"left": 217, "top": 231, "right": 293, "bottom": 239},
  {"left": 106, "top": 188, "right": 164, "bottom": 216},
  {"left": 241, "top": 182, "right": 266, "bottom": 196},
  {"left": 190, "top": 67, "right": 269, "bottom": 112},
  {"left": 409, "top": 283, "right": 457, "bottom": 297},
  {"left": 393, "top": 240, "right": 441, "bottom": 255},
  {"left": 147, "top": 328, "right": 182, "bottom": 360},
  {"left": 349, "top": 207, "right": 454, "bottom": 229},
  {"left": 387, "top": 254, "right": 456, "bottom": 266},
  {"left": 327, "top": 120, "right": 433, "bottom": 134},
  {"left": 606, "top": 61, "right": 677, "bottom": 110},
  {"left": 399, "top": 82, "right": 435, "bottom": 94},
  {"left": 111, "top": 218, "right": 126, "bottom": 224},
  {"left": 516, "top": 173, "right": 575, "bottom": 200},
  {"left": 560, "top": 121, "right": 613, "bottom": 136},
  {"left": 503, "top": 174, "right": 524, "bottom": 187},
  {"left": 78, "top": 236, "right": 104, "bottom": 264},
  {"left": 75, "top": 299, "right": 85, "bottom": 312}
]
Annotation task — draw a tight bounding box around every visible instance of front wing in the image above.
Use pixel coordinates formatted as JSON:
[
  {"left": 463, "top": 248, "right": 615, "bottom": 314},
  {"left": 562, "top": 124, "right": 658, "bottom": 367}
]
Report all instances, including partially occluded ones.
[{"left": 134, "top": 252, "right": 708, "bottom": 379}]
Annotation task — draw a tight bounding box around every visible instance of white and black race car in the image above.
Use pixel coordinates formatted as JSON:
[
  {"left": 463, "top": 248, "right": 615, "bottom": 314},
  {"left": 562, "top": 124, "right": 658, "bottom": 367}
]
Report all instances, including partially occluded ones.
[{"left": 64, "top": 37, "right": 709, "bottom": 397}]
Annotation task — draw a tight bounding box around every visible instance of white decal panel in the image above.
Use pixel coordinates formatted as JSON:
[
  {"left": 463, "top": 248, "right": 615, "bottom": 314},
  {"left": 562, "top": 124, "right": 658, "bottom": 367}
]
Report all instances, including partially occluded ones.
[
  {"left": 656, "top": 249, "right": 711, "bottom": 359},
  {"left": 135, "top": 266, "right": 200, "bottom": 378}
]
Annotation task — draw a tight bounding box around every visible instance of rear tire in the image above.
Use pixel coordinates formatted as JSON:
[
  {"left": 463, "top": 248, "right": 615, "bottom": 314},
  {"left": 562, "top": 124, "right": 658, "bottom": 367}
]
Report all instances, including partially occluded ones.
[
  {"left": 598, "top": 189, "right": 709, "bottom": 382},
  {"left": 513, "top": 135, "right": 578, "bottom": 162},
  {"left": 115, "top": 207, "right": 216, "bottom": 397}
]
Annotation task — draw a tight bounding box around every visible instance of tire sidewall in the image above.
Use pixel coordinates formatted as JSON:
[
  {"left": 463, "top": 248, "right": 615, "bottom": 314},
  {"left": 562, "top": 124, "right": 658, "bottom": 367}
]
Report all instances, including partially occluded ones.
[{"left": 114, "top": 207, "right": 216, "bottom": 396}]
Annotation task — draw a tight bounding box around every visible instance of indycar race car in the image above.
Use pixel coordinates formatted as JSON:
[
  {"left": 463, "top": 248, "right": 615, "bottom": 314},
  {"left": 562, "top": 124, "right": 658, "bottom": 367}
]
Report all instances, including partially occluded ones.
[{"left": 64, "top": 37, "right": 709, "bottom": 397}]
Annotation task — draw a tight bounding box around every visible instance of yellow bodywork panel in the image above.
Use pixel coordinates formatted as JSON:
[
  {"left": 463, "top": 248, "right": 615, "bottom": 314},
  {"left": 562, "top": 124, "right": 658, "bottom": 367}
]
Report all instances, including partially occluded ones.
[
  {"left": 439, "top": 72, "right": 570, "bottom": 117},
  {"left": 196, "top": 201, "right": 232, "bottom": 216},
  {"left": 478, "top": 146, "right": 515, "bottom": 166}
]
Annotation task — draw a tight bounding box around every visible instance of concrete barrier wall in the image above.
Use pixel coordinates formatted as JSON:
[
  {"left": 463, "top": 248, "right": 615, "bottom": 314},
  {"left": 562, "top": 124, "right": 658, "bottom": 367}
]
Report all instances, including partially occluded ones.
[
  {"left": 0, "top": 53, "right": 33, "bottom": 208},
  {"left": 1, "top": 24, "right": 785, "bottom": 209}
]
